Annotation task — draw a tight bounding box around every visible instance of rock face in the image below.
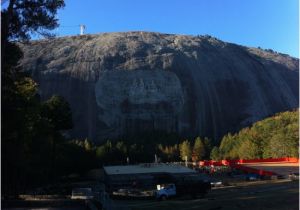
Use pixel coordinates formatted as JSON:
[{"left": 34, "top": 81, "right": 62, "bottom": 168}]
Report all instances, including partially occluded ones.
[
  {"left": 95, "top": 70, "right": 184, "bottom": 138},
  {"left": 19, "top": 32, "right": 299, "bottom": 143}
]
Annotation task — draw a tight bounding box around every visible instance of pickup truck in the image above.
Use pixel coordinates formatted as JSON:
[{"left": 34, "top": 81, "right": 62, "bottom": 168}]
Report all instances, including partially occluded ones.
[
  {"left": 156, "top": 184, "right": 176, "bottom": 200},
  {"left": 155, "top": 180, "right": 211, "bottom": 200}
]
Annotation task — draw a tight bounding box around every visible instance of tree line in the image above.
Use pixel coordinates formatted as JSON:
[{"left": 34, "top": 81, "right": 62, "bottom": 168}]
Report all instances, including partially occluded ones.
[
  {"left": 83, "top": 136, "right": 213, "bottom": 165},
  {"left": 210, "top": 110, "right": 299, "bottom": 160},
  {"left": 92, "top": 109, "right": 299, "bottom": 165}
]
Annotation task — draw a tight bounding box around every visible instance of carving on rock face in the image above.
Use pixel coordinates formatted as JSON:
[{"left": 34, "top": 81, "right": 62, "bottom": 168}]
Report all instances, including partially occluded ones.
[{"left": 95, "top": 70, "right": 184, "bottom": 136}]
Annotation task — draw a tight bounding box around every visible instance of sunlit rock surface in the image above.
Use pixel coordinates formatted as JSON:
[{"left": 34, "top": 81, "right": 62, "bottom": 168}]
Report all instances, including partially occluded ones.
[{"left": 19, "top": 32, "right": 299, "bottom": 143}]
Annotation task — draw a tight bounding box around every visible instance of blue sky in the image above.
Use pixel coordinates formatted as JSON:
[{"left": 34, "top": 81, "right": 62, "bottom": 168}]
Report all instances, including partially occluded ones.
[{"left": 56, "top": 0, "right": 299, "bottom": 57}]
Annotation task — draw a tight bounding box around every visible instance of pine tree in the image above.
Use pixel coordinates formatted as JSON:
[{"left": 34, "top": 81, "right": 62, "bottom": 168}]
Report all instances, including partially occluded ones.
[
  {"left": 2, "top": 0, "right": 65, "bottom": 196},
  {"left": 84, "top": 139, "right": 92, "bottom": 151},
  {"left": 179, "top": 140, "right": 192, "bottom": 161},
  {"left": 210, "top": 147, "right": 221, "bottom": 161},
  {"left": 193, "top": 137, "right": 206, "bottom": 161}
]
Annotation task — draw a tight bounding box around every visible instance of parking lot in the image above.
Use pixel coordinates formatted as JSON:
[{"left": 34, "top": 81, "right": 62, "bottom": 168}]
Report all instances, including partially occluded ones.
[{"left": 112, "top": 179, "right": 299, "bottom": 210}]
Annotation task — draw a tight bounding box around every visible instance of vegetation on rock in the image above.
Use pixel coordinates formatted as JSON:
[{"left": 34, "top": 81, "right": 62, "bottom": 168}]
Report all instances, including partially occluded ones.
[{"left": 217, "top": 110, "right": 299, "bottom": 160}]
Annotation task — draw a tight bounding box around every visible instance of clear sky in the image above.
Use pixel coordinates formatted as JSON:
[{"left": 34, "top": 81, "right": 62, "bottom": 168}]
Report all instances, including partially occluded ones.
[{"left": 56, "top": 0, "right": 299, "bottom": 57}]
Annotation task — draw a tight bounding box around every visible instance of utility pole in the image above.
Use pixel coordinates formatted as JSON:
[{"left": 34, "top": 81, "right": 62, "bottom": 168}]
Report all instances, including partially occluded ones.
[
  {"left": 155, "top": 154, "right": 158, "bottom": 163},
  {"left": 185, "top": 156, "right": 188, "bottom": 167}
]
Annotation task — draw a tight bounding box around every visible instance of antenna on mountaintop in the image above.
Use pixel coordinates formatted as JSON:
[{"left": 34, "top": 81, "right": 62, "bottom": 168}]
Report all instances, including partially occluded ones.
[{"left": 80, "top": 24, "right": 86, "bottom": 35}]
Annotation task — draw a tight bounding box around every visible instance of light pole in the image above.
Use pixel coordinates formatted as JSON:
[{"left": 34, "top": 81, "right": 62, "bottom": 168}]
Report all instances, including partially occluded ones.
[{"left": 80, "top": 24, "right": 86, "bottom": 35}]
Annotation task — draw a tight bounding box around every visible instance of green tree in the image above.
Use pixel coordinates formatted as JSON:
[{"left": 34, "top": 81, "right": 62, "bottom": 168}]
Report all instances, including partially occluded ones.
[
  {"left": 83, "top": 138, "right": 93, "bottom": 151},
  {"left": 116, "top": 141, "right": 127, "bottom": 154},
  {"left": 55, "top": 141, "right": 97, "bottom": 176},
  {"left": 41, "top": 95, "right": 73, "bottom": 130},
  {"left": 95, "top": 141, "right": 112, "bottom": 164},
  {"left": 219, "top": 133, "right": 238, "bottom": 159},
  {"left": 2, "top": 0, "right": 65, "bottom": 41},
  {"left": 165, "top": 145, "right": 179, "bottom": 161},
  {"left": 218, "top": 110, "right": 299, "bottom": 160},
  {"left": 193, "top": 137, "right": 205, "bottom": 161},
  {"left": 40, "top": 95, "right": 73, "bottom": 181},
  {"left": 238, "top": 139, "right": 260, "bottom": 159},
  {"left": 157, "top": 144, "right": 179, "bottom": 162},
  {"left": 264, "top": 133, "right": 291, "bottom": 158},
  {"left": 115, "top": 141, "right": 127, "bottom": 163},
  {"left": 210, "top": 146, "right": 221, "bottom": 161},
  {"left": 96, "top": 145, "right": 107, "bottom": 162},
  {"left": 2, "top": 0, "right": 65, "bottom": 196},
  {"left": 179, "top": 140, "right": 192, "bottom": 161},
  {"left": 2, "top": 75, "right": 45, "bottom": 195},
  {"left": 203, "top": 137, "right": 212, "bottom": 158}
]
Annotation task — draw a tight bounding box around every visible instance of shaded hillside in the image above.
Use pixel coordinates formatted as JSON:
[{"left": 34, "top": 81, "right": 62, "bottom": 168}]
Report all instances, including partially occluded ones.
[
  {"left": 19, "top": 32, "right": 299, "bottom": 143},
  {"left": 218, "top": 110, "right": 299, "bottom": 159}
]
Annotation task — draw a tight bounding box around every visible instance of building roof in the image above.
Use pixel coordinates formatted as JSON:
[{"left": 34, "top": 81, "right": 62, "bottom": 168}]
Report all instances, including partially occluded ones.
[{"left": 103, "top": 163, "right": 196, "bottom": 175}]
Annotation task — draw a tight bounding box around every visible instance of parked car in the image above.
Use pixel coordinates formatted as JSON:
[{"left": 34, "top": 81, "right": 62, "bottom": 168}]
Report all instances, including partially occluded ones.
[
  {"left": 155, "top": 180, "right": 211, "bottom": 200},
  {"left": 71, "top": 188, "right": 94, "bottom": 200},
  {"left": 210, "top": 179, "right": 223, "bottom": 187},
  {"left": 156, "top": 184, "right": 176, "bottom": 200},
  {"left": 288, "top": 173, "right": 299, "bottom": 181},
  {"left": 246, "top": 174, "right": 260, "bottom": 181},
  {"left": 277, "top": 175, "right": 285, "bottom": 179}
]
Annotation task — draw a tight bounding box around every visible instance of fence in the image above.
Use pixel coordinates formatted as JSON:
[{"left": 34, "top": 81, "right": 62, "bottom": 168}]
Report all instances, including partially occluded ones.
[
  {"left": 199, "top": 157, "right": 299, "bottom": 167},
  {"left": 199, "top": 157, "right": 299, "bottom": 176}
]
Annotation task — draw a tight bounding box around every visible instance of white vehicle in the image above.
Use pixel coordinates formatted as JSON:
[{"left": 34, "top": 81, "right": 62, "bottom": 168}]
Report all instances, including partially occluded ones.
[
  {"left": 156, "top": 184, "right": 176, "bottom": 200},
  {"left": 210, "top": 180, "right": 223, "bottom": 187},
  {"left": 155, "top": 180, "right": 211, "bottom": 200}
]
